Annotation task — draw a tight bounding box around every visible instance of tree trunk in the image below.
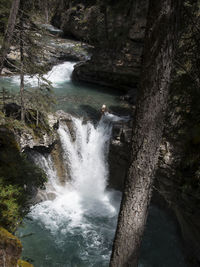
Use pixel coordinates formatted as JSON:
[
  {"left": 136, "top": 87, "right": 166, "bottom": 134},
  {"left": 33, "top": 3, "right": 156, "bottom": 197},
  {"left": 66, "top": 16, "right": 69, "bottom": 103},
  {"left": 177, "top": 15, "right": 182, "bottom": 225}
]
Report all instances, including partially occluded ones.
[
  {"left": 109, "top": 0, "right": 181, "bottom": 266},
  {"left": 0, "top": 0, "right": 20, "bottom": 73},
  {"left": 36, "top": 110, "right": 39, "bottom": 127},
  {"left": 45, "top": 0, "right": 49, "bottom": 24},
  {"left": 19, "top": 10, "right": 25, "bottom": 122},
  {"left": 2, "top": 87, "right": 5, "bottom": 113}
]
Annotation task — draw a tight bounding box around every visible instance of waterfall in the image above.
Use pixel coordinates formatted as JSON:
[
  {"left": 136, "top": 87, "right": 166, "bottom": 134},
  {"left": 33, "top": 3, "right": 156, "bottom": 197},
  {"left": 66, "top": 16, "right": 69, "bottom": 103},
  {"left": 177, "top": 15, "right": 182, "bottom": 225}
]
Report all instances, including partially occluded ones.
[
  {"left": 11, "top": 62, "right": 76, "bottom": 87},
  {"left": 15, "top": 61, "right": 186, "bottom": 267},
  {"left": 58, "top": 117, "right": 112, "bottom": 201},
  {"left": 45, "top": 62, "right": 76, "bottom": 85},
  {"left": 28, "top": 116, "right": 119, "bottom": 244}
]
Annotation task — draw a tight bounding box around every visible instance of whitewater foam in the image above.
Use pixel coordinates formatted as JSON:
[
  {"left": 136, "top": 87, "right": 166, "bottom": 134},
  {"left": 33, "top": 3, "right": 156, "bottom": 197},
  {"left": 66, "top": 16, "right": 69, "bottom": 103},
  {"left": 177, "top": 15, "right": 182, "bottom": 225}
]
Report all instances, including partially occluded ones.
[
  {"left": 28, "top": 116, "right": 117, "bottom": 236},
  {"left": 11, "top": 61, "right": 76, "bottom": 87}
]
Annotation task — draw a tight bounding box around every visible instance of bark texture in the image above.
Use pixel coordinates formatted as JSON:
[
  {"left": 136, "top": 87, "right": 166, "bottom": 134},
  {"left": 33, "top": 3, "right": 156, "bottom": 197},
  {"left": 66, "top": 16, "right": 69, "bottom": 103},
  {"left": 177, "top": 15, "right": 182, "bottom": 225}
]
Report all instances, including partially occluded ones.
[
  {"left": 0, "top": 0, "right": 20, "bottom": 73},
  {"left": 19, "top": 10, "right": 25, "bottom": 122},
  {"left": 109, "top": 0, "right": 181, "bottom": 266}
]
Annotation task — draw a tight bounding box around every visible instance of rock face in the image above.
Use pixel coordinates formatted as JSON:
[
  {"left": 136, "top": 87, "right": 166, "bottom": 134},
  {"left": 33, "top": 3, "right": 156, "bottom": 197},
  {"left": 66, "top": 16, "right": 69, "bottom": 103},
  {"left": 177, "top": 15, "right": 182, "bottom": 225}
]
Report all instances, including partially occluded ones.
[
  {"left": 50, "top": 111, "right": 73, "bottom": 184},
  {"left": 52, "top": 0, "right": 148, "bottom": 91},
  {"left": 15, "top": 114, "right": 59, "bottom": 153},
  {"left": 0, "top": 227, "right": 33, "bottom": 267},
  {"left": 108, "top": 119, "right": 132, "bottom": 190},
  {"left": 0, "top": 227, "right": 22, "bottom": 267},
  {"left": 154, "top": 94, "right": 200, "bottom": 266},
  {"left": 107, "top": 94, "right": 200, "bottom": 265},
  {"left": 51, "top": 141, "right": 69, "bottom": 185},
  {"left": 3, "top": 29, "right": 91, "bottom": 75},
  {"left": 17, "top": 129, "right": 57, "bottom": 153},
  {"left": 15, "top": 111, "right": 76, "bottom": 153}
]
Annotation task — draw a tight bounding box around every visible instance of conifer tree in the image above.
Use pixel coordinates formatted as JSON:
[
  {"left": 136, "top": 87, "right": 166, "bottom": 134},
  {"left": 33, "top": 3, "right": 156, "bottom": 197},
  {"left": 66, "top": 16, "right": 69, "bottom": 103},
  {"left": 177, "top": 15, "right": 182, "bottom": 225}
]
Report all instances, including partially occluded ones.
[
  {"left": 0, "top": 0, "right": 55, "bottom": 124},
  {"left": 13, "top": 0, "right": 54, "bottom": 123},
  {"left": 0, "top": 0, "right": 12, "bottom": 34},
  {"left": 0, "top": 0, "right": 20, "bottom": 73},
  {"left": 110, "top": 0, "right": 182, "bottom": 266}
]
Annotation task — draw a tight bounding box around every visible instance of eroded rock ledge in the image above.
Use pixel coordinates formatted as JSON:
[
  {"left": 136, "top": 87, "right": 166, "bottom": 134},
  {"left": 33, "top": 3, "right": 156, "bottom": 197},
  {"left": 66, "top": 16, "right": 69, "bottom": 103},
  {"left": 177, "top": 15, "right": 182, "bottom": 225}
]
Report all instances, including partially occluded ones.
[
  {"left": 52, "top": 0, "right": 148, "bottom": 91},
  {"left": 1, "top": 28, "right": 91, "bottom": 76},
  {"left": 14, "top": 111, "right": 73, "bottom": 153}
]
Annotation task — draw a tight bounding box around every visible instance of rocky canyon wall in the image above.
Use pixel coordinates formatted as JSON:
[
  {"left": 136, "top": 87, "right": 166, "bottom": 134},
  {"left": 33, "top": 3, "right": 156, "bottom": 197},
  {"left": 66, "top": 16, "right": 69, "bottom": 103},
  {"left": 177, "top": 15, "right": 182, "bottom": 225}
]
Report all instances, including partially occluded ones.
[{"left": 52, "top": 0, "right": 149, "bottom": 91}]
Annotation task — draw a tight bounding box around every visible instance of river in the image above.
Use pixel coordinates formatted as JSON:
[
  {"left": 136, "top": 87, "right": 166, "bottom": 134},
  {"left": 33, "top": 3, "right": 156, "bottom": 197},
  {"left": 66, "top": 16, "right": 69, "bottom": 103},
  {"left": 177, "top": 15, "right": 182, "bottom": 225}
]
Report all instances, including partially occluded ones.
[{"left": 1, "top": 62, "right": 186, "bottom": 267}]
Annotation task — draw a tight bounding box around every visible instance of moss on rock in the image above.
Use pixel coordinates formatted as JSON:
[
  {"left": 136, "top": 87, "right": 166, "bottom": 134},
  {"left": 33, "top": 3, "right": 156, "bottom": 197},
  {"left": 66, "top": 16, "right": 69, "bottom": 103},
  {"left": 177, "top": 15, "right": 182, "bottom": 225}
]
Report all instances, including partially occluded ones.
[
  {"left": 0, "top": 227, "right": 22, "bottom": 267},
  {"left": 0, "top": 227, "right": 22, "bottom": 249},
  {"left": 17, "top": 259, "right": 34, "bottom": 267}
]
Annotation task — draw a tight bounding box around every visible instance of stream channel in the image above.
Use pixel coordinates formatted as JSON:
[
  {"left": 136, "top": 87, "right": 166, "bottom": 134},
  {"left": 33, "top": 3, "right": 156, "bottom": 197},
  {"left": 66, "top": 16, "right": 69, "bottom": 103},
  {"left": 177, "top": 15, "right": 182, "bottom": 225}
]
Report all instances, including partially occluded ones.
[{"left": 0, "top": 62, "right": 186, "bottom": 267}]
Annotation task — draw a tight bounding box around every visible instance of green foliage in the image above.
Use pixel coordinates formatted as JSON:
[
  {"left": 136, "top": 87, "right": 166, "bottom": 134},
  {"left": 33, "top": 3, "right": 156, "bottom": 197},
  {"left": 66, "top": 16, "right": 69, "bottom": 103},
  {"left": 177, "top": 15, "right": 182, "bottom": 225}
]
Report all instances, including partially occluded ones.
[
  {"left": 0, "top": 86, "right": 55, "bottom": 137},
  {"left": 0, "top": 0, "right": 53, "bottom": 235},
  {"left": 0, "top": 179, "right": 23, "bottom": 232},
  {"left": 0, "top": 0, "right": 12, "bottom": 35},
  {"left": 0, "top": 131, "right": 47, "bottom": 187},
  {"left": 0, "top": 226, "right": 22, "bottom": 248},
  {"left": 0, "top": 129, "right": 47, "bottom": 232},
  {"left": 13, "top": 5, "right": 56, "bottom": 124},
  {"left": 0, "top": 0, "right": 56, "bottom": 125},
  {"left": 15, "top": 86, "right": 55, "bottom": 136}
]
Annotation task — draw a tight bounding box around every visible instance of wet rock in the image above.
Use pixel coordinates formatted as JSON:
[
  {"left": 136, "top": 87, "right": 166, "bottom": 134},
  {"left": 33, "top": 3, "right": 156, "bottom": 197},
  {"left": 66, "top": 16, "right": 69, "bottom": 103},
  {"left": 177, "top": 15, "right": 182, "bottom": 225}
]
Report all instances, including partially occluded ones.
[
  {"left": 72, "top": 61, "right": 140, "bottom": 92},
  {"left": 55, "top": 110, "right": 76, "bottom": 142},
  {"left": 108, "top": 120, "right": 132, "bottom": 191},
  {"left": 51, "top": 141, "right": 69, "bottom": 185},
  {"left": 40, "top": 37, "right": 92, "bottom": 65},
  {"left": 55, "top": 110, "right": 72, "bottom": 123},
  {"left": 3, "top": 26, "right": 91, "bottom": 74},
  {"left": 0, "top": 227, "right": 22, "bottom": 267},
  {"left": 53, "top": 0, "right": 148, "bottom": 91}
]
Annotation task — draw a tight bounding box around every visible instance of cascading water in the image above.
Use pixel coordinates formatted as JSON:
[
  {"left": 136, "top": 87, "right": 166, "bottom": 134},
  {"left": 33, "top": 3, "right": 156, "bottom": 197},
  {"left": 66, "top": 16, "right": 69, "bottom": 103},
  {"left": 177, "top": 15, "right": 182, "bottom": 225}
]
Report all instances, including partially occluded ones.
[
  {"left": 10, "top": 61, "right": 76, "bottom": 87},
  {"left": 58, "top": 117, "right": 113, "bottom": 203},
  {"left": 15, "top": 61, "right": 186, "bottom": 267},
  {"left": 0, "top": 61, "right": 127, "bottom": 117},
  {"left": 20, "top": 115, "right": 121, "bottom": 267}
]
